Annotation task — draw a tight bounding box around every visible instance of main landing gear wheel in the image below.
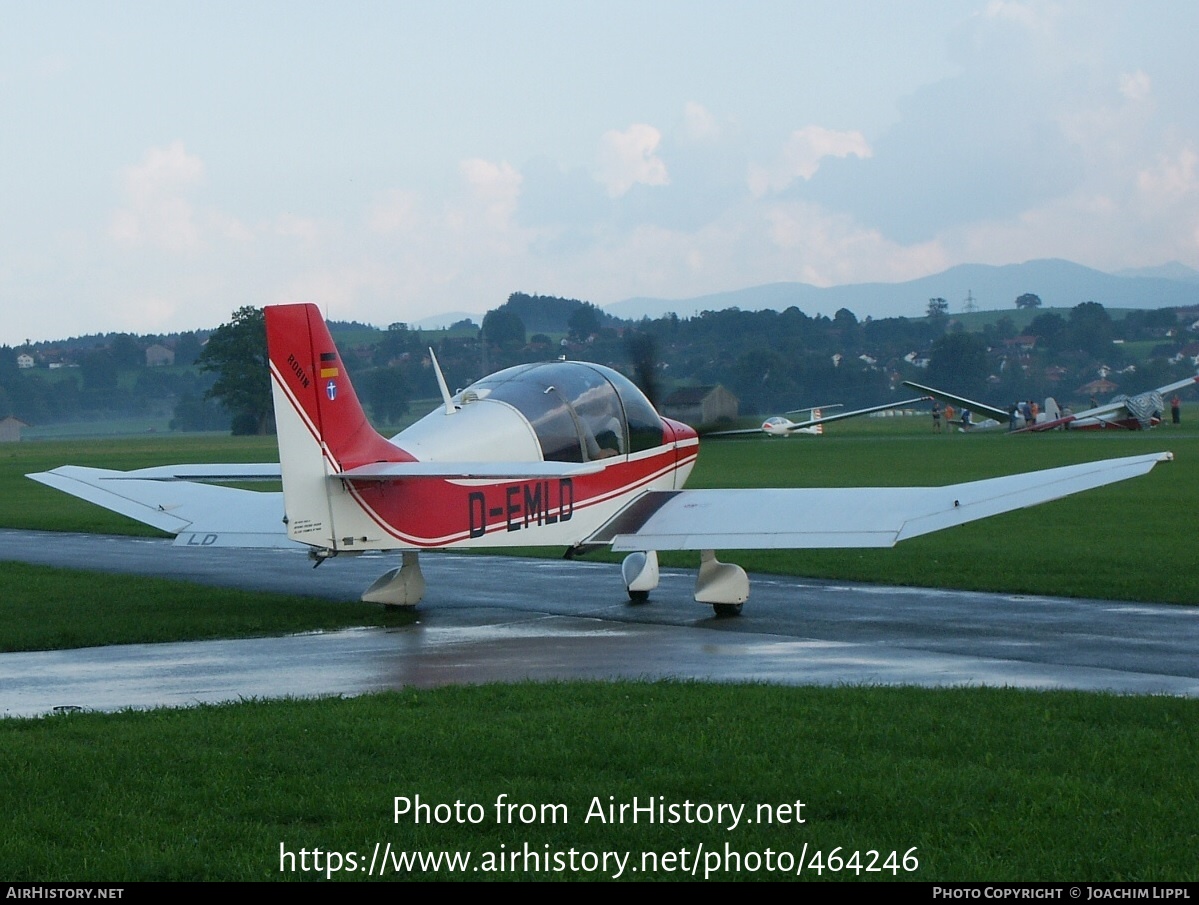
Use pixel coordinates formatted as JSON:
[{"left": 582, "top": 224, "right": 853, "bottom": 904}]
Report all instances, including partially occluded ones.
[
  {"left": 621, "top": 551, "right": 659, "bottom": 604},
  {"left": 694, "top": 550, "right": 749, "bottom": 616}
]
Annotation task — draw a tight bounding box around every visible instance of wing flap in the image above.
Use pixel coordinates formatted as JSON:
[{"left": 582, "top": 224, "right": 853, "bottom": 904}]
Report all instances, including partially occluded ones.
[{"left": 594, "top": 452, "right": 1171, "bottom": 551}]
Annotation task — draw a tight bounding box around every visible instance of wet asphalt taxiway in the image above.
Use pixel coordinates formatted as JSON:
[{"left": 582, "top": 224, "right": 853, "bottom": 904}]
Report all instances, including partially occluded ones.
[{"left": 2, "top": 529, "right": 1198, "bottom": 717}]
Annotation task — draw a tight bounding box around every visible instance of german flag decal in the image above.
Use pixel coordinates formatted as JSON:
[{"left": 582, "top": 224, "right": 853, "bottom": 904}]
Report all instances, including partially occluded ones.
[{"left": 320, "top": 351, "right": 339, "bottom": 378}]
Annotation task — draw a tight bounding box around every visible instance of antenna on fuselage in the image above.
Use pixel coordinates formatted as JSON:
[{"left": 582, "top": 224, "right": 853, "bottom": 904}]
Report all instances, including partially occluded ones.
[{"left": 429, "top": 347, "right": 456, "bottom": 415}]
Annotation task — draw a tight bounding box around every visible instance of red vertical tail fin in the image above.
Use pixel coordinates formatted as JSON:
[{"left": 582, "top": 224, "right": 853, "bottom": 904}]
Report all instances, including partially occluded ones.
[
  {"left": 266, "top": 303, "right": 408, "bottom": 471},
  {"left": 266, "top": 303, "right": 411, "bottom": 551}
]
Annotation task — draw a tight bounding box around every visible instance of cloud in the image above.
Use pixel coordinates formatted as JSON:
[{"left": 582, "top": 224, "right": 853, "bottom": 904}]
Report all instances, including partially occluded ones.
[
  {"left": 1136, "top": 146, "right": 1198, "bottom": 203},
  {"left": 458, "top": 158, "right": 522, "bottom": 227},
  {"left": 682, "top": 102, "right": 719, "bottom": 142},
  {"left": 109, "top": 142, "right": 205, "bottom": 251},
  {"left": 368, "top": 189, "right": 421, "bottom": 235},
  {"left": 595, "top": 124, "right": 669, "bottom": 197},
  {"left": 749, "top": 126, "right": 872, "bottom": 196},
  {"left": 1119, "top": 69, "right": 1151, "bottom": 102}
]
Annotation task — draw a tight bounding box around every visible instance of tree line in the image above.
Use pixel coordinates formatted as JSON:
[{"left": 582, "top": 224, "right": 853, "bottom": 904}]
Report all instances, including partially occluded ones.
[{"left": 4, "top": 292, "right": 1194, "bottom": 432}]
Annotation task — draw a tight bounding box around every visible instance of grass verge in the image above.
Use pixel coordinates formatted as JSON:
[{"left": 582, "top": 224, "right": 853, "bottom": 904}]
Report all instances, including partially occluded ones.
[
  {"left": 1, "top": 683, "right": 1195, "bottom": 881},
  {"left": 0, "top": 562, "right": 412, "bottom": 652}
]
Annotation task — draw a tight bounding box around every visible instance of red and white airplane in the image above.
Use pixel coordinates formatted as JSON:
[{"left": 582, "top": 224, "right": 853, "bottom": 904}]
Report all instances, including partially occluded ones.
[
  {"left": 905, "top": 375, "right": 1198, "bottom": 433},
  {"left": 706, "top": 397, "right": 930, "bottom": 437},
  {"left": 30, "top": 304, "right": 1173, "bottom": 616}
]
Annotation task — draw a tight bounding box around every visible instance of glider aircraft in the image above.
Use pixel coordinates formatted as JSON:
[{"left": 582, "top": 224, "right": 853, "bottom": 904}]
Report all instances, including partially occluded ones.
[
  {"left": 30, "top": 304, "right": 1172, "bottom": 616},
  {"left": 904, "top": 375, "right": 1198, "bottom": 433},
  {"left": 706, "top": 397, "right": 930, "bottom": 437}
]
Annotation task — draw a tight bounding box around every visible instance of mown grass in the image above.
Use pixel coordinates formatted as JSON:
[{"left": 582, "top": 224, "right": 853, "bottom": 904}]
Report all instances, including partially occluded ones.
[
  {"left": 0, "top": 562, "right": 413, "bottom": 652},
  {"left": 1, "top": 684, "right": 1195, "bottom": 881}
]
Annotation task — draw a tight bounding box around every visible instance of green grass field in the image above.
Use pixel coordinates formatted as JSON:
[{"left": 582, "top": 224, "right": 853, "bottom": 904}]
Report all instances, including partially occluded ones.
[
  {"left": 2, "top": 422, "right": 1197, "bottom": 881},
  {"left": 3, "top": 685, "right": 1197, "bottom": 881}
]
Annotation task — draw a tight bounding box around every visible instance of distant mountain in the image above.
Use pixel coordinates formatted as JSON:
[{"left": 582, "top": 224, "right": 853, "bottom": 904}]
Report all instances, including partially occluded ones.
[
  {"left": 606, "top": 259, "right": 1199, "bottom": 322},
  {"left": 1114, "top": 261, "right": 1199, "bottom": 283},
  {"left": 410, "top": 311, "right": 482, "bottom": 330}
]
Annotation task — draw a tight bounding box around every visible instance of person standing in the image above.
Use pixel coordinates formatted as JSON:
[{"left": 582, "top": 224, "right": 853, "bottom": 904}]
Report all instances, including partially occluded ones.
[
  {"left": 1172, "top": 394, "right": 1182, "bottom": 424},
  {"left": 932, "top": 400, "right": 942, "bottom": 433}
]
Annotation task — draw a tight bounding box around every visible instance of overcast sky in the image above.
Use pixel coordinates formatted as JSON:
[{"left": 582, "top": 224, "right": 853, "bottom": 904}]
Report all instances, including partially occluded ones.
[{"left": 3, "top": 1, "right": 1197, "bottom": 344}]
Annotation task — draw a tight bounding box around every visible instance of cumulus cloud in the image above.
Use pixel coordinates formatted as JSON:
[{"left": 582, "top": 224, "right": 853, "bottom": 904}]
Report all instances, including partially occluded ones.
[
  {"left": 682, "top": 102, "right": 719, "bottom": 142},
  {"left": 982, "top": 0, "right": 1054, "bottom": 34},
  {"left": 109, "top": 141, "right": 205, "bottom": 251},
  {"left": 1137, "top": 147, "right": 1198, "bottom": 202},
  {"left": 595, "top": 124, "right": 670, "bottom": 197},
  {"left": 368, "top": 189, "right": 421, "bottom": 235},
  {"left": 1119, "top": 69, "right": 1152, "bottom": 102},
  {"left": 459, "top": 158, "right": 523, "bottom": 226},
  {"left": 749, "top": 126, "right": 872, "bottom": 196}
]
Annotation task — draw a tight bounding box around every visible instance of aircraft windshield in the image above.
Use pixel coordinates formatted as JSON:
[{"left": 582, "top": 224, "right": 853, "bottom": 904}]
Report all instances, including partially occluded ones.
[{"left": 457, "top": 362, "right": 664, "bottom": 462}]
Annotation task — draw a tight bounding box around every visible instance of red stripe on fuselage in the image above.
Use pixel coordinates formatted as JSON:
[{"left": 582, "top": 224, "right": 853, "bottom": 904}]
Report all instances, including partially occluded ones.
[{"left": 342, "top": 444, "right": 697, "bottom": 547}]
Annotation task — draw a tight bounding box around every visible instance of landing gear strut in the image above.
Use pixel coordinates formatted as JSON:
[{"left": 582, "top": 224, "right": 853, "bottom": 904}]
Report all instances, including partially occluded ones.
[
  {"left": 695, "top": 550, "right": 748, "bottom": 617},
  {"left": 621, "top": 550, "right": 659, "bottom": 602},
  {"left": 361, "top": 551, "right": 426, "bottom": 608}
]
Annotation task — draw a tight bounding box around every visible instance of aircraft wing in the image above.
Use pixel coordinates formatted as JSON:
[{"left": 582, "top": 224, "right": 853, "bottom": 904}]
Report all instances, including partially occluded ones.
[
  {"left": 1154, "top": 374, "right": 1199, "bottom": 397},
  {"left": 336, "top": 461, "right": 605, "bottom": 480},
  {"left": 1015, "top": 413, "right": 1080, "bottom": 432},
  {"left": 588, "top": 452, "right": 1171, "bottom": 551},
  {"left": 902, "top": 380, "right": 1010, "bottom": 423},
  {"left": 706, "top": 396, "right": 927, "bottom": 437},
  {"left": 1018, "top": 374, "right": 1199, "bottom": 432},
  {"left": 783, "top": 403, "right": 842, "bottom": 416},
  {"left": 26, "top": 465, "right": 295, "bottom": 547},
  {"left": 82, "top": 463, "right": 282, "bottom": 482},
  {"left": 782, "top": 396, "right": 929, "bottom": 432}
]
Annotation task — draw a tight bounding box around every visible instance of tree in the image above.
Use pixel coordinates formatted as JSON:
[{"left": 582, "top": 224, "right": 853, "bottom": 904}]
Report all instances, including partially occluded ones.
[
  {"left": 359, "top": 366, "right": 410, "bottom": 425},
  {"left": 1067, "top": 301, "right": 1114, "bottom": 358},
  {"left": 198, "top": 306, "right": 274, "bottom": 435},
  {"left": 481, "top": 308, "right": 526, "bottom": 347},
  {"left": 1028, "top": 312, "right": 1067, "bottom": 352},
  {"left": 927, "top": 331, "right": 989, "bottom": 397},
  {"left": 1015, "top": 293, "right": 1042, "bottom": 310},
  {"left": 926, "top": 297, "right": 949, "bottom": 318},
  {"left": 567, "top": 303, "right": 603, "bottom": 341}
]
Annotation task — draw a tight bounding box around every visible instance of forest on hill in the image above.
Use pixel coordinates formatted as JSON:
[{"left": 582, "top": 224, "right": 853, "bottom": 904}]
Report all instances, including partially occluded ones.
[{"left": 3, "top": 291, "right": 1196, "bottom": 435}]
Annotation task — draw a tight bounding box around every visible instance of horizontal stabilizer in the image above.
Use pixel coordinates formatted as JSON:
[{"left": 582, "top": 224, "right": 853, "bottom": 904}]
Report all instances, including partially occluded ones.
[
  {"left": 591, "top": 452, "right": 1171, "bottom": 551},
  {"left": 88, "top": 463, "right": 282, "bottom": 482},
  {"left": 27, "top": 466, "right": 296, "bottom": 548}
]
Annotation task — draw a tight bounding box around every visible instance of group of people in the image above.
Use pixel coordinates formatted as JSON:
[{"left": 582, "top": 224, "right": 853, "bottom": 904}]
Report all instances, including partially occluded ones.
[
  {"left": 928, "top": 392, "right": 1184, "bottom": 433},
  {"left": 929, "top": 401, "right": 973, "bottom": 432},
  {"left": 1008, "top": 400, "right": 1039, "bottom": 430}
]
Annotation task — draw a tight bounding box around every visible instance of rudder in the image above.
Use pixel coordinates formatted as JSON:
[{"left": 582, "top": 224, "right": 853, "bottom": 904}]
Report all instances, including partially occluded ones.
[{"left": 266, "top": 303, "right": 411, "bottom": 550}]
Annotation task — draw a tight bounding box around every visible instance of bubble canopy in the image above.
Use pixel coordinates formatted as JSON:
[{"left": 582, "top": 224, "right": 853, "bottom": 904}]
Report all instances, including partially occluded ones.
[{"left": 455, "top": 361, "right": 665, "bottom": 462}]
